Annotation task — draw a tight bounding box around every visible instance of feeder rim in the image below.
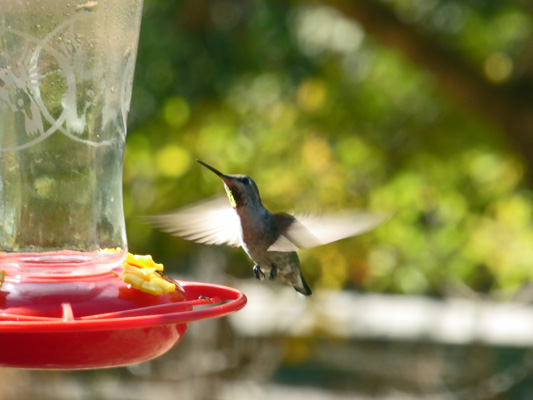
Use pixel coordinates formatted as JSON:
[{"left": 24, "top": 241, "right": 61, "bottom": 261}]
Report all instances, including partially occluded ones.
[{"left": 0, "top": 281, "right": 247, "bottom": 333}]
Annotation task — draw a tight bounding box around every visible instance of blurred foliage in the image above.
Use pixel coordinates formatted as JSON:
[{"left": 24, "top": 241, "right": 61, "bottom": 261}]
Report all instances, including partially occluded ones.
[{"left": 124, "top": 0, "right": 533, "bottom": 297}]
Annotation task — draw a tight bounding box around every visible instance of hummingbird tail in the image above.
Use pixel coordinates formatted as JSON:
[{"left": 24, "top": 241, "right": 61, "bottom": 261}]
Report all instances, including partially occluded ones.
[{"left": 293, "top": 272, "right": 312, "bottom": 296}]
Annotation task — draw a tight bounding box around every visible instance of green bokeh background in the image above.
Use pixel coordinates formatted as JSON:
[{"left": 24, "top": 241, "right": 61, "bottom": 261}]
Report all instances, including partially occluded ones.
[{"left": 125, "top": 0, "right": 533, "bottom": 297}]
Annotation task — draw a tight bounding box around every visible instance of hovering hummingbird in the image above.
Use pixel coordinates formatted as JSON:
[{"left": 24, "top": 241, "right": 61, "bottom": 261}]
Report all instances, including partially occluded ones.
[{"left": 147, "top": 160, "right": 386, "bottom": 296}]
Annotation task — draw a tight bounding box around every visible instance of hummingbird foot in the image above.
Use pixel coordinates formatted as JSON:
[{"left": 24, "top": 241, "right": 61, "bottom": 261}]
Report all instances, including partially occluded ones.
[
  {"left": 253, "top": 265, "right": 266, "bottom": 280},
  {"left": 269, "top": 266, "right": 277, "bottom": 281}
]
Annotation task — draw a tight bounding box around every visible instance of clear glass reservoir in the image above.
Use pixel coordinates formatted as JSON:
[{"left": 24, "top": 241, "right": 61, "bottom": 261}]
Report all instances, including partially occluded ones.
[{"left": 0, "top": 0, "right": 144, "bottom": 276}]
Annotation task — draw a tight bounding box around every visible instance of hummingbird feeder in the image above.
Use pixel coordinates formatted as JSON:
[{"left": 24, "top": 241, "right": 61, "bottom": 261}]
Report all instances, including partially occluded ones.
[{"left": 0, "top": 0, "right": 246, "bottom": 369}]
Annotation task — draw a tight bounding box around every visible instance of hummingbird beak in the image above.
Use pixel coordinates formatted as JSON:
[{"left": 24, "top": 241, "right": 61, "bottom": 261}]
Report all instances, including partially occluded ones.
[{"left": 197, "top": 160, "right": 233, "bottom": 186}]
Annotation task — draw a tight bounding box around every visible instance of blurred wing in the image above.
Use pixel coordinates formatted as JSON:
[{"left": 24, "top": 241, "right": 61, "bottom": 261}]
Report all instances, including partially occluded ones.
[
  {"left": 145, "top": 196, "right": 241, "bottom": 247},
  {"left": 268, "top": 211, "right": 387, "bottom": 252}
]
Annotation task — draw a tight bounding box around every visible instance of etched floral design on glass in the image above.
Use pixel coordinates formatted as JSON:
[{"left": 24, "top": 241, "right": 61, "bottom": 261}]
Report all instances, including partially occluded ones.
[{"left": 0, "top": 1, "right": 143, "bottom": 275}]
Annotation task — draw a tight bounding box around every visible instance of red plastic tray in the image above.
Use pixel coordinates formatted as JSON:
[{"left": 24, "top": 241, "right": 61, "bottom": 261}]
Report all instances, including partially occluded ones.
[{"left": 0, "top": 278, "right": 246, "bottom": 369}]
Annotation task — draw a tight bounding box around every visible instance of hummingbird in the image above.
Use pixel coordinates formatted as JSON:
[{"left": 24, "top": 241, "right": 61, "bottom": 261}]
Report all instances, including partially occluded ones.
[{"left": 147, "top": 160, "right": 386, "bottom": 296}]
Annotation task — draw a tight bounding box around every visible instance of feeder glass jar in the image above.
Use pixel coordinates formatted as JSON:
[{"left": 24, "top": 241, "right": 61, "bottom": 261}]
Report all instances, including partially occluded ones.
[{"left": 0, "top": 0, "right": 144, "bottom": 276}]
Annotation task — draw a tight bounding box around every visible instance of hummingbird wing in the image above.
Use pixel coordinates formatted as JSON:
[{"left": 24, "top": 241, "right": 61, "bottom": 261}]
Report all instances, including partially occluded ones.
[
  {"left": 268, "top": 211, "right": 387, "bottom": 252},
  {"left": 145, "top": 196, "right": 242, "bottom": 247}
]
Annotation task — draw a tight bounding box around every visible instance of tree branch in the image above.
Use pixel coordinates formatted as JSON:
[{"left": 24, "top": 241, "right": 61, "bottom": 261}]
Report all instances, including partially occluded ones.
[{"left": 319, "top": 0, "right": 533, "bottom": 178}]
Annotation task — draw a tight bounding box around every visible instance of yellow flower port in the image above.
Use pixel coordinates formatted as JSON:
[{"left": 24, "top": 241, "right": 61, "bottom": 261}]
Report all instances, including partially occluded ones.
[{"left": 122, "top": 253, "right": 176, "bottom": 296}]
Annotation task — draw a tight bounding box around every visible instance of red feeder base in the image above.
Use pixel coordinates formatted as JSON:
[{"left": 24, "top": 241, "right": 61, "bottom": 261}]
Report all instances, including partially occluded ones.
[{"left": 0, "top": 272, "right": 246, "bottom": 369}]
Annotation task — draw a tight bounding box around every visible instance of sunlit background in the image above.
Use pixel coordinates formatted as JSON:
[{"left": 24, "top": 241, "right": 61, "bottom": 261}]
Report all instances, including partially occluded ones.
[{"left": 4, "top": 0, "right": 533, "bottom": 398}]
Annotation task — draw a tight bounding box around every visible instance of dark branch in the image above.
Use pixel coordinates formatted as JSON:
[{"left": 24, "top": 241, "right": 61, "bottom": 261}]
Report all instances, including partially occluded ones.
[{"left": 317, "top": 0, "right": 533, "bottom": 179}]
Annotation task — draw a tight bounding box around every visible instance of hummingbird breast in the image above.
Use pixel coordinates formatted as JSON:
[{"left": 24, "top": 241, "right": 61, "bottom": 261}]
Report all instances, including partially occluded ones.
[
  {"left": 236, "top": 204, "right": 310, "bottom": 295},
  {"left": 237, "top": 207, "right": 299, "bottom": 270},
  {"left": 238, "top": 208, "right": 277, "bottom": 256}
]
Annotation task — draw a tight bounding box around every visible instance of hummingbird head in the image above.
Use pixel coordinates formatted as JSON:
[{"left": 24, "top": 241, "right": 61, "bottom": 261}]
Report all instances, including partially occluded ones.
[{"left": 197, "top": 160, "right": 262, "bottom": 209}]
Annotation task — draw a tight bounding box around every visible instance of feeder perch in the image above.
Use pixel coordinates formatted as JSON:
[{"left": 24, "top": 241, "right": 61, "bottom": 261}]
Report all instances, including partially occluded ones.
[{"left": 0, "top": 0, "right": 246, "bottom": 369}]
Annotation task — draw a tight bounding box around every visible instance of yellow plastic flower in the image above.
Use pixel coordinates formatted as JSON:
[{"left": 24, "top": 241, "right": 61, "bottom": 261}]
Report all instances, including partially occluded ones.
[
  {"left": 125, "top": 253, "right": 164, "bottom": 271},
  {"left": 122, "top": 253, "right": 175, "bottom": 295}
]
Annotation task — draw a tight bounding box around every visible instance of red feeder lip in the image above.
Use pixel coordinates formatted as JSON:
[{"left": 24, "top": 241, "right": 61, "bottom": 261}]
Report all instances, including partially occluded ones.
[
  {"left": 0, "top": 279, "right": 247, "bottom": 369},
  {"left": 0, "top": 281, "right": 246, "bottom": 332}
]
